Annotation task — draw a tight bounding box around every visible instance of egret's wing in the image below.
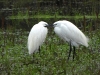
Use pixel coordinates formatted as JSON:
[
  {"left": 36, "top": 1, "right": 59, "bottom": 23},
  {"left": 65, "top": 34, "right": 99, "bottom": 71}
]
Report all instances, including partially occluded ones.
[
  {"left": 28, "top": 24, "right": 48, "bottom": 54},
  {"left": 54, "top": 25, "right": 70, "bottom": 42},
  {"left": 61, "top": 21, "right": 89, "bottom": 47}
]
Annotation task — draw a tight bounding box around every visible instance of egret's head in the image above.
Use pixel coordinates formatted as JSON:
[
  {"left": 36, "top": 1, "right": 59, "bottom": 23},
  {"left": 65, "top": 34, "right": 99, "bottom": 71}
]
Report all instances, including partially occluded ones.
[
  {"left": 39, "top": 21, "right": 49, "bottom": 27},
  {"left": 53, "top": 21, "right": 63, "bottom": 27}
]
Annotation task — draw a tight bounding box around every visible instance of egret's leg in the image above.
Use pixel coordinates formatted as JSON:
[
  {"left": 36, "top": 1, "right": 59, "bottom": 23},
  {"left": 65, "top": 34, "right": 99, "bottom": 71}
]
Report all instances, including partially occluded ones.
[
  {"left": 33, "top": 53, "right": 35, "bottom": 58},
  {"left": 73, "top": 46, "right": 76, "bottom": 60},
  {"left": 39, "top": 46, "right": 41, "bottom": 54},
  {"left": 68, "top": 42, "right": 72, "bottom": 60}
]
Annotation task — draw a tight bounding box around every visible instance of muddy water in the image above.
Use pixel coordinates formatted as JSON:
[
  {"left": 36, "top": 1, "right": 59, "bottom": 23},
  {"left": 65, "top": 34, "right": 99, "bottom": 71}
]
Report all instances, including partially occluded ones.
[{"left": 0, "top": 18, "right": 100, "bottom": 31}]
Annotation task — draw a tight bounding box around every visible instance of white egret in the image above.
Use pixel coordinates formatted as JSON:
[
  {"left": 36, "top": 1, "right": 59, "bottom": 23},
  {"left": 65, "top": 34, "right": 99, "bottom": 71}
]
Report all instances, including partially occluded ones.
[
  {"left": 27, "top": 21, "right": 48, "bottom": 54},
  {"left": 53, "top": 20, "right": 89, "bottom": 60}
]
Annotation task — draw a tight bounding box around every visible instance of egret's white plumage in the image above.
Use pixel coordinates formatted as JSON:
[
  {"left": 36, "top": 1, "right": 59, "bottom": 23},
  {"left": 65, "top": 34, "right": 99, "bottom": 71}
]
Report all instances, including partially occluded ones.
[
  {"left": 53, "top": 20, "right": 89, "bottom": 47},
  {"left": 27, "top": 21, "right": 48, "bottom": 54},
  {"left": 53, "top": 20, "right": 89, "bottom": 59}
]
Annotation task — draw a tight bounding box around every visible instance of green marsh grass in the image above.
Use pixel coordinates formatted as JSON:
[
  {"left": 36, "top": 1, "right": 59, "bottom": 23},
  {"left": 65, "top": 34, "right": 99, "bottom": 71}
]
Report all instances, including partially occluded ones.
[
  {"left": 9, "top": 14, "right": 100, "bottom": 19},
  {"left": 0, "top": 28, "right": 100, "bottom": 75}
]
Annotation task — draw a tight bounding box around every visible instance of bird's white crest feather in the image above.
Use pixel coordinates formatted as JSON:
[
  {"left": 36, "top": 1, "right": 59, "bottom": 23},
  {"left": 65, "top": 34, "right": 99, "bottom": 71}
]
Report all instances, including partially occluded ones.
[
  {"left": 54, "top": 20, "right": 89, "bottom": 47},
  {"left": 27, "top": 21, "right": 48, "bottom": 54}
]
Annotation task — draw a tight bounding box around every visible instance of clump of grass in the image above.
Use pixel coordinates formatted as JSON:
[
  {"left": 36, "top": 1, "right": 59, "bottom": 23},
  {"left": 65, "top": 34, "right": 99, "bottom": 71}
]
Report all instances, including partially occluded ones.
[{"left": 0, "top": 28, "right": 100, "bottom": 75}]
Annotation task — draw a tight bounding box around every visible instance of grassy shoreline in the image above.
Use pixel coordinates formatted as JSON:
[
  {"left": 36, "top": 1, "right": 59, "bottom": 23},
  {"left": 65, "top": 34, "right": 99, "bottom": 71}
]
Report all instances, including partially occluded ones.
[{"left": 8, "top": 15, "right": 100, "bottom": 19}]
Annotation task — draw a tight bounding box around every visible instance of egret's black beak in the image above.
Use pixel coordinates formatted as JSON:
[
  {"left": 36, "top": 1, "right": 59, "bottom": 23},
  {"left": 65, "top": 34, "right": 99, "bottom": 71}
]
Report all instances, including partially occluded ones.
[
  {"left": 44, "top": 24, "right": 49, "bottom": 28},
  {"left": 44, "top": 25, "right": 53, "bottom": 28},
  {"left": 48, "top": 24, "right": 54, "bottom": 27},
  {"left": 44, "top": 25, "right": 48, "bottom": 27},
  {"left": 53, "top": 24, "right": 56, "bottom": 27}
]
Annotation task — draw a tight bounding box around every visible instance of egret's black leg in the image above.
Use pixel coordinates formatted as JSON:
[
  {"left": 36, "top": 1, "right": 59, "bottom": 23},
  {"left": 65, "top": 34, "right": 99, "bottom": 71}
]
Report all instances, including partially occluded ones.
[
  {"left": 73, "top": 46, "right": 76, "bottom": 60},
  {"left": 68, "top": 42, "right": 72, "bottom": 60},
  {"left": 39, "top": 46, "right": 41, "bottom": 54},
  {"left": 33, "top": 53, "right": 35, "bottom": 58}
]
